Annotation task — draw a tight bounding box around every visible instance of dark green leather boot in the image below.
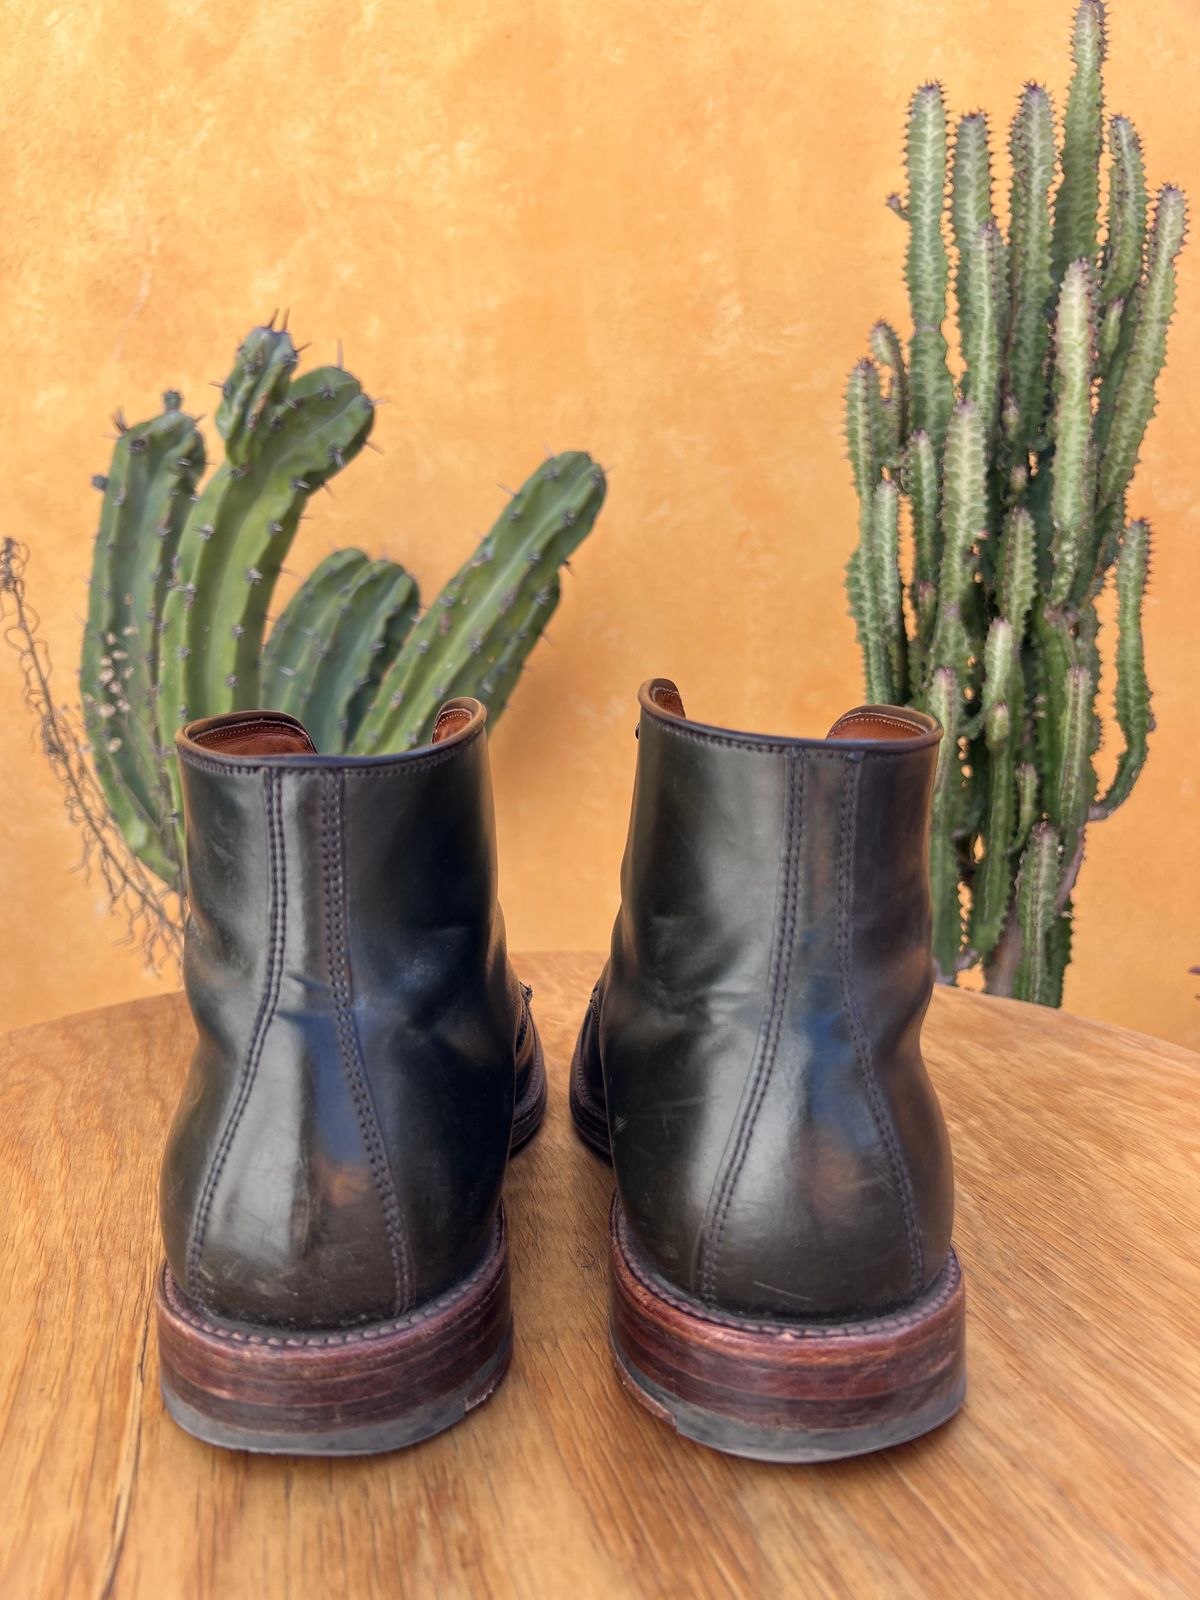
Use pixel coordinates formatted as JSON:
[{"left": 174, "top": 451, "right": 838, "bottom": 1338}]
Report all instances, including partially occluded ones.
[
  {"left": 157, "top": 699, "right": 544, "bottom": 1454},
  {"left": 571, "top": 679, "right": 966, "bottom": 1462}
]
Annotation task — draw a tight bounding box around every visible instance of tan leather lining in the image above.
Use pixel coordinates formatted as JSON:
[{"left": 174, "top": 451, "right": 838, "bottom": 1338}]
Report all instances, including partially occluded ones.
[
  {"left": 649, "top": 679, "right": 687, "bottom": 719},
  {"left": 192, "top": 717, "right": 318, "bottom": 756},
  {"left": 433, "top": 705, "right": 476, "bottom": 744},
  {"left": 826, "top": 710, "right": 927, "bottom": 742}
]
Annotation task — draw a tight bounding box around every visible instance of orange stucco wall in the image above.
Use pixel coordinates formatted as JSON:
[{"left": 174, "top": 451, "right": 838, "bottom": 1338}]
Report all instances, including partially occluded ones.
[{"left": 1, "top": 0, "right": 1196, "bottom": 1045}]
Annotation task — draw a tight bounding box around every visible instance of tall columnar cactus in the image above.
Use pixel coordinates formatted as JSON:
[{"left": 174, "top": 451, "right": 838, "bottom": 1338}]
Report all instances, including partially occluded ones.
[
  {"left": 77, "top": 319, "right": 606, "bottom": 903},
  {"left": 844, "top": 0, "right": 1184, "bottom": 1004}
]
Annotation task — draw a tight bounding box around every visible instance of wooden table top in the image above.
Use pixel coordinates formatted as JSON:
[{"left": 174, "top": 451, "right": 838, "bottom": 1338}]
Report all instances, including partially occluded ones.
[{"left": 2, "top": 952, "right": 1198, "bottom": 1599}]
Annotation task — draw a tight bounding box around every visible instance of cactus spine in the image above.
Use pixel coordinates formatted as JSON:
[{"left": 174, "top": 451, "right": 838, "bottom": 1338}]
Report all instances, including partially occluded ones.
[
  {"left": 844, "top": 1, "right": 1184, "bottom": 1004},
  {"left": 76, "top": 321, "right": 606, "bottom": 900}
]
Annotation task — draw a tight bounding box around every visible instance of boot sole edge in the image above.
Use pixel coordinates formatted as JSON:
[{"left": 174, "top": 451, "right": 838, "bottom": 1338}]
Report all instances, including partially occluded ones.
[
  {"left": 157, "top": 1209, "right": 512, "bottom": 1456},
  {"left": 608, "top": 1196, "right": 966, "bottom": 1462}
]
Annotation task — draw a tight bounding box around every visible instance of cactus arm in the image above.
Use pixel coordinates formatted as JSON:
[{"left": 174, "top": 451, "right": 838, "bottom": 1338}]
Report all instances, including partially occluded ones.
[
  {"left": 905, "top": 428, "right": 940, "bottom": 589},
  {"left": 951, "top": 113, "right": 995, "bottom": 366},
  {"left": 267, "top": 558, "right": 377, "bottom": 721},
  {"left": 905, "top": 84, "right": 956, "bottom": 461},
  {"left": 867, "top": 478, "right": 905, "bottom": 704},
  {"left": 81, "top": 396, "right": 205, "bottom": 885},
  {"left": 928, "top": 400, "right": 987, "bottom": 690},
  {"left": 1032, "top": 608, "right": 1077, "bottom": 789},
  {"left": 1051, "top": 0, "right": 1107, "bottom": 281},
  {"left": 845, "top": 360, "right": 887, "bottom": 699},
  {"left": 902, "top": 430, "right": 940, "bottom": 688},
  {"left": 297, "top": 559, "right": 420, "bottom": 752},
  {"left": 1048, "top": 260, "right": 1097, "bottom": 607},
  {"left": 1044, "top": 912, "right": 1072, "bottom": 1007},
  {"left": 1012, "top": 761, "right": 1039, "bottom": 855},
  {"left": 869, "top": 321, "right": 908, "bottom": 464},
  {"left": 1096, "top": 296, "right": 1125, "bottom": 372},
  {"left": 961, "top": 220, "right": 1007, "bottom": 435},
  {"left": 157, "top": 360, "right": 375, "bottom": 744},
  {"left": 1094, "top": 284, "right": 1138, "bottom": 462},
  {"left": 260, "top": 549, "right": 371, "bottom": 707},
  {"left": 1049, "top": 662, "right": 1096, "bottom": 869},
  {"left": 1012, "top": 822, "right": 1064, "bottom": 1004},
  {"left": 969, "top": 618, "right": 1019, "bottom": 960},
  {"left": 998, "top": 505, "right": 1037, "bottom": 641},
  {"left": 214, "top": 321, "right": 298, "bottom": 468},
  {"left": 1006, "top": 83, "right": 1057, "bottom": 453},
  {"left": 1096, "top": 186, "right": 1187, "bottom": 518},
  {"left": 927, "top": 667, "right": 964, "bottom": 979},
  {"left": 352, "top": 452, "right": 606, "bottom": 752},
  {"left": 1101, "top": 115, "right": 1147, "bottom": 307},
  {"left": 1097, "top": 518, "right": 1152, "bottom": 814},
  {"left": 845, "top": 358, "right": 883, "bottom": 513}
]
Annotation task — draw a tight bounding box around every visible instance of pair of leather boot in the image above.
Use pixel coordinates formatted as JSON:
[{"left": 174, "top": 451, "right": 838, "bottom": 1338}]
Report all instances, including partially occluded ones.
[{"left": 157, "top": 679, "right": 965, "bottom": 1462}]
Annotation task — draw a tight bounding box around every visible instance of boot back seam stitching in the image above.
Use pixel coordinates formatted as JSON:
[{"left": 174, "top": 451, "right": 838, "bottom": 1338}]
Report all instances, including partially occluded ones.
[
  {"left": 320, "top": 770, "right": 412, "bottom": 1316},
  {"left": 185, "top": 767, "right": 287, "bottom": 1299},
  {"left": 698, "top": 747, "right": 804, "bottom": 1302},
  {"left": 837, "top": 760, "right": 924, "bottom": 1292}
]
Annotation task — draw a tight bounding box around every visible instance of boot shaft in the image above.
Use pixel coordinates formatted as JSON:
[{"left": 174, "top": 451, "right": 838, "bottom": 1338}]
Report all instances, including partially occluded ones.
[
  {"left": 162, "top": 703, "right": 526, "bottom": 1329},
  {"left": 597, "top": 680, "right": 954, "bottom": 1317}
]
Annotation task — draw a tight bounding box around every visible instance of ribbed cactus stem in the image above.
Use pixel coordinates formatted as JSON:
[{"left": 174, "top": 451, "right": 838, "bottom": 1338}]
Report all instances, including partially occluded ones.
[
  {"left": 928, "top": 400, "right": 986, "bottom": 692},
  {"left": 1049, "top": 259, "right": 1098, "bottom": 605},
  {"left": 969, "top": 618, "right": 1019, "bottom": 960},
  {"left": 904, "top": 84, "right": 955, "bottom": 462},
  {"left": 1102, "top": 116, "right": 1148, "bottom": 307},
  {"left": 1097, "top": 185, "right": 1187, "bottom": 515},
  {"left": 159, "top": 359, "right": 375, "bottom": 730},
  {"left": 1050, "top": 662, "right": 1096, "bottom": 865},
  {"left": 1099, "top": 518, "right": 1152, "bottom": 813},
  {"left": 951, "top": 113, "right": 995, "bottom": 360},
  {"left": 869, "top": 321, "right": 908, "bottom": 464},
  {"left": 1097, "top": 297, "right": 1125, "bottom": 371},
  {"left": 81, "top": 396, "right": 205, "bottom": 886},
  {"left": 905, "top": 429, "right": 940, "bottom": 590},
  {"left": 927, "top": 667, "right": 963, "bottom": 978},
  {"left": 1013, "top": 822, "right": 1064, "bottom": 1005},
  {"left": 845, "top": 359, "right": 883, "bottom": 515},
  {"left": 352, "top": 452, "right": 607, "bottom": 752},
  {"left": 871, "top": 478, "right": 906, "bottom": 703},
  {"left": 260, "top": 549, "right": 370, "bottom": 706},
  {"left": 998, "top": 505, "right": 1036, "bottom": 640},
  {"left": 1052, "top": 0, "right": 1106, "bottom": 280},
  {"left": 845, "top": 361, "right": 886, "bottom": 698},
  {"left": 1006, "top": 83, "right": 1056, "bottom": 453},
  {"left": 293, "top": 558, "right": 420, "bottom": 752},
  {"left": 1012, "top": 763, "right": 1039, "bottom": 856},
  {"left": 960, "top": 220, "right": 1006, "bottom": 434}
]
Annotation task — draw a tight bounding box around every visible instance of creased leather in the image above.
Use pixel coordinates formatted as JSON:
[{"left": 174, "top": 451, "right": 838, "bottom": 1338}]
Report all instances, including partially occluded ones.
[
  {"left": 576, "top": 681, "right": 954, "bottom": 1319},
  {"left": 159, "top": 703, "right": 537, "bottom": 1330}
]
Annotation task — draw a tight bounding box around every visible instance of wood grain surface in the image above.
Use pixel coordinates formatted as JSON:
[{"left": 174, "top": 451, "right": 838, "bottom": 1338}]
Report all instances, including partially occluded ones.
[{"left": 1, "top": 952, "right": 1197, "bottom": 1599}]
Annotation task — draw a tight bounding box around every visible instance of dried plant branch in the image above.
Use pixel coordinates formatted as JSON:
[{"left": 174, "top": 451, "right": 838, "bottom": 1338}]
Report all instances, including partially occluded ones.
[{"left": 1, "top": 536, "right": 182, "bottom": 969}]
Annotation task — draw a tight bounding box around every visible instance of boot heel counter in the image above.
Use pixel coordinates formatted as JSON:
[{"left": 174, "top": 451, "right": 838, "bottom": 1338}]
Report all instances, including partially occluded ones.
[{"left": 899, "top": 1050, "right": 956, "bottom": 1289}]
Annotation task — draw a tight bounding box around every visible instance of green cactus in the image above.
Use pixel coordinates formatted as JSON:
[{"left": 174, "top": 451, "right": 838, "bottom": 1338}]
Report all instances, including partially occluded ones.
[
  {"left": 260, "top": 548, "right": 372, "bottom": 705},
  {"left": 269, "top": 555, "right": 421, "bottom": 752},
  {"left": 352, "top": 450, "right": 607, "bottom": 752},
  {"left": 844, "top": 0, "right": 1184, "bottom": 1004},
  {"left": 81, "top": 397, "right": 205, "bottom": 885},
  {"left": 75, "top": 320, "right": 606, "bottom": 901}
]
